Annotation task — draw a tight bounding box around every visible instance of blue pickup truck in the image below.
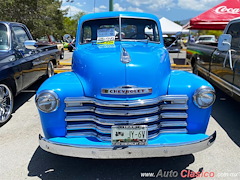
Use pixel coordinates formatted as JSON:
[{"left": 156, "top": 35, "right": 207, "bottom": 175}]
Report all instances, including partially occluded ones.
[
  {"left": 0, "top": 22, "right": 59, "bottom": 125},
  {"left": 36, "top": 12, "right": 216, "bottom": 159}
]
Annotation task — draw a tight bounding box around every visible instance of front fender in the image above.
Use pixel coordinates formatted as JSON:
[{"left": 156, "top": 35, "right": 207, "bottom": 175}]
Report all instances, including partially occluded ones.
[
  {"left": 168, "top": 70, "right": 214, "bottom": 134},
  {"left": 37, "top": 72, "right": 84, "bottom": 138}
]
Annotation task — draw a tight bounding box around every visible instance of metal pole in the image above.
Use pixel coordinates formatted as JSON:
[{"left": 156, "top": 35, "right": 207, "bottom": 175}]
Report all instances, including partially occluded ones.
[{"left": 109, "top": 0, "right": 114, "bottom": 11}]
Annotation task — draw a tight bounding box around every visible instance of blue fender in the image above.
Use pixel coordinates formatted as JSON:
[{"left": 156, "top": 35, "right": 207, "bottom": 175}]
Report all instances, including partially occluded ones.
[
  {"left": 168, "top": 70, "right": 214, "bottom": 134},
  {"left": 37, "top": 72, "right": 84, "bottom": 138}
]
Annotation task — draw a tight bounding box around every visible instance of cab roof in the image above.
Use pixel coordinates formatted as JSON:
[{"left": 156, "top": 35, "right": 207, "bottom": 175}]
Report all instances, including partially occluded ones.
[{"left": 79, "top": 11, "right": 160, "bottom": 24}]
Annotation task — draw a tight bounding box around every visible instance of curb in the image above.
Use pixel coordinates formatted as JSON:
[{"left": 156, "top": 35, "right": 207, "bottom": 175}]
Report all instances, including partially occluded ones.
[
  {"left": 171, "top": 64, "right": 191, "bottom": 68},
  {"left": 59, "top": 62, "right": 71, "bottom": 66},
  {"left": 54, "top": 68, "right": 72, "bottom": 74}
]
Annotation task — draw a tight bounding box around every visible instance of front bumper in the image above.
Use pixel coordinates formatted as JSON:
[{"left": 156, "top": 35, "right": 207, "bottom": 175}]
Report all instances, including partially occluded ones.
[{"left": 39, "top": 132, "right": 216, "bottom": 159}]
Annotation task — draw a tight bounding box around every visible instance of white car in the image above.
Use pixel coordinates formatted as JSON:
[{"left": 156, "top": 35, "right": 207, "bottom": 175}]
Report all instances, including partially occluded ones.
[{"left": 195, "top": 35, "right": 217, "bottom": 43}]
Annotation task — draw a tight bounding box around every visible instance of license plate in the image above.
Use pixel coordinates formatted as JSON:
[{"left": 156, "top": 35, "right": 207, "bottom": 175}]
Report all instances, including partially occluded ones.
[{"left": 111, "top": 125, "right": 148, "bottom": 146}]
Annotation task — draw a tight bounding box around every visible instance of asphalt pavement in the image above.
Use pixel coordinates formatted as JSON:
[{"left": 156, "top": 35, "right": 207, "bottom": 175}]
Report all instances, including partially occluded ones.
[{"left": 0, "top": 50, "right": 240, "bottom": 180}]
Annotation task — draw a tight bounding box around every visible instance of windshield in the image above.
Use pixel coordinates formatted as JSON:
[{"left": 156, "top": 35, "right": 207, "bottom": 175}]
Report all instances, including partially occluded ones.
[
  {"left": 81, "top": 17, "right": 160, "bottom": 44},
  {"left": 0, "top": 24, "right": 9, "bottom": 50}
]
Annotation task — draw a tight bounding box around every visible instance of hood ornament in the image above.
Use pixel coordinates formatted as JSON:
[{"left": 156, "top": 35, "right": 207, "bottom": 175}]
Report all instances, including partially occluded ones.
[
  {"left": 121, "top": 47, "right": 131, "bottom": 64},
  {"left": 102, "top": 85, "right": 152, "bottom": 95}
]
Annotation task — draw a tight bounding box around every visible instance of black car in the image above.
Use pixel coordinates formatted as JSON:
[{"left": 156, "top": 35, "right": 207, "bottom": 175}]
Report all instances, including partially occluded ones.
[
  {"left": 67, "top": 39, "right": 75, "bottom": 52},
  {"left": 163, "top": 36, "right": 182, "bottom": 53},
  {"left": 0, "top": 21, "right": 60, "bottom": 124}
]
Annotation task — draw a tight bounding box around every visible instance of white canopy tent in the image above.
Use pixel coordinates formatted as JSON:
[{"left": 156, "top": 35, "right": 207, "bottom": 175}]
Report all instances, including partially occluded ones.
[{"left": 159, "top": 17, "right": 189, "bottom": 35}]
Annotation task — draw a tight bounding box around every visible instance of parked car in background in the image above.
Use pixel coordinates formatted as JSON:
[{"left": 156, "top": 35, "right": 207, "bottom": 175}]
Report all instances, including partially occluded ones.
[
  {"left": 63, "top": 34, "right": 75, "bottom": 52},
  {"left": 186, "top": 18, "right": 240, "bottom": 101},
  {"left": 0, "top": 21, "right": 60, "bottom": 125},
  {"left": 195, "top": 35, "right": 217, "bottom": 44},
  {"left": 37, "top": 35, "right": 64, "bottom": 59},
  {"left": 36, "top": 11, "right": 216, "bottom": 159},
  {"left": 67, "top": 38, "right": 75, "bottom": 52},
  {"left": 163, "top": 36, "right": 182, "bottom": 52}
]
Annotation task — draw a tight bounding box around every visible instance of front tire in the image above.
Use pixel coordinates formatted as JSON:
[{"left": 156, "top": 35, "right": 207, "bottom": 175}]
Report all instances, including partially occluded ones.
[
  {"left": 0, "top": 84, "right": 14, "bottom": 125},
  {"left": 47, "top": 61, "right": 54, "bottom": 78}
]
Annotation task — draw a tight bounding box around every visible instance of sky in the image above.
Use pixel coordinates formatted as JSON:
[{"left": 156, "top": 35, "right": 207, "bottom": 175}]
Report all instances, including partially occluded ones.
[{"left": 61, "top": 0, "right": 226, "bottom": 22}]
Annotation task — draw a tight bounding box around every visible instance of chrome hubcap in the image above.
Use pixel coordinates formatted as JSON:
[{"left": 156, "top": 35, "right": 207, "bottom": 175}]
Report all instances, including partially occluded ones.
[{"left": 0, "top": 84, "right": 13, "bottom": 123}]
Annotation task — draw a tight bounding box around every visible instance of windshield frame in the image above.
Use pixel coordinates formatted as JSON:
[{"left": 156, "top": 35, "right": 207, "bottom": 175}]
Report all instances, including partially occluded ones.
[
  {"left": 0, "top": 22, "right": 10, "bottom": 52},
  {"left": 80, "top": 15, "right": 161, "bottom": 44}
]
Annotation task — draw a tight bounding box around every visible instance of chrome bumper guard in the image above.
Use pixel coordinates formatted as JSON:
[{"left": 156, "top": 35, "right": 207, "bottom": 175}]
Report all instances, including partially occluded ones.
[{"left": 39, "top": 131, "right": 216, "bottom": 159}]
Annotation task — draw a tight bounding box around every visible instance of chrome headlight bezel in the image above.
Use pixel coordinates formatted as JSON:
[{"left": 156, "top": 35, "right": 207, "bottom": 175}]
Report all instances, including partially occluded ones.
[
  {"left": 193, "top": 86, "right": 216, "bottom": 109},
  {"left": 35, "top": 90, "right": 59, "bottom": 113}
]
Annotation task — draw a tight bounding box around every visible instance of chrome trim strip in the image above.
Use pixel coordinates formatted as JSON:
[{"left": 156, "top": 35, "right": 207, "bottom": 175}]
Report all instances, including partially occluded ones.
[
  {"left": 160, "top": 104, "right": 188, "bottom": 110},
  {"left": 66, "top": 124, "right": 159, "bottom": 134},
  {"left": 210, "top": 72, "right": 240, "bottom": 97},
  {"left": 65, "top": 115, "right": 160, "bottom": 125},
  {"left": 39, "top": 132, "right": 216, "bottom": 158},
  {"left": 197, "top": 65, "right": 209, "bottom": 77},
  {"left": 160, "top": 113, "right": 188, "bottom": 119},
  {"left": 159, "top": 129, "right": 187, "bottom": 134},
  {"left": 160, "top": 121, "right": 187, "bottom": 127},
  {"left": 65, "top": 106, "right": 160, "bottom": 116},
  {"left": 210, "top": 72, "right": 233, "bottom": 93},
  {"left": 64, "top": 95, "right": 188, "bottom": 108},
  {"left": 232, "top": 85, "right": 240, "bottom": 97}
]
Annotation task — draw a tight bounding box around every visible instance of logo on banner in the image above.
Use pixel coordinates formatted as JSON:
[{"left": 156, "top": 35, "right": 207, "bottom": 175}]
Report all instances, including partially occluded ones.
[{"left": 215, "top": 6, "right": 240, "bottom": 14}]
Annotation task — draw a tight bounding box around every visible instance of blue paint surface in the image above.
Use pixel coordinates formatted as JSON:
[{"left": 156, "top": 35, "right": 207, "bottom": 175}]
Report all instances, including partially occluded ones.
[{"left": 37, "top": 12, "right": 215, "bottom": 148}]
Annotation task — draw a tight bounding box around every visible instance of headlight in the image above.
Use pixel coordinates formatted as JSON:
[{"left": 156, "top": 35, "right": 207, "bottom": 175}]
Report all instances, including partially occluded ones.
[
  {"left": 193, "top": 86, "right": 215, "bottom": 109},
  {"left": 36, "top": 90, "right": 59, "bottom": 113}
]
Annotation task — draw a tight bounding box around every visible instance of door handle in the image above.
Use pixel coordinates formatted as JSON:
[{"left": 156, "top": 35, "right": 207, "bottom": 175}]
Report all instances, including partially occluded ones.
[{"left": 223, "top": 50, "right": 233, "bottom": 70}]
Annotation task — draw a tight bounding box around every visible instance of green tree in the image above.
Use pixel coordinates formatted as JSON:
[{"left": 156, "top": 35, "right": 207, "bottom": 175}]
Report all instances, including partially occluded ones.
[
  {"left": 198, "top": 30, "right": 223, "bottom": 38},
  {"left": 0, "top": 0, "right": 66, "bottom": 39},
  {"left": 63, "top": 11, "right": 86, "bottom": 38}
]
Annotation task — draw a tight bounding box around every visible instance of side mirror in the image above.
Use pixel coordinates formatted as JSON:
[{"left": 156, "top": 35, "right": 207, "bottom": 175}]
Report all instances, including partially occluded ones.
[
  {"left": 175, "top": 32, "right": 182, "bottom": 39},
  {"left": 24, "top": 40, "right": 37, "bottom": 50},
  {"left": 217, "top": 34, "right": 232, "bottom": 51}
]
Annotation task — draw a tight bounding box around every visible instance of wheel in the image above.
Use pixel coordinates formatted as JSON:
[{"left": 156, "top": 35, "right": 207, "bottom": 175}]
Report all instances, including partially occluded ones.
[
  {"left": 68, "top": 46, "right": 73, "bottom": 52},
  {"left": 47, "top": 61, "right": 54, "bottom": 78},
  {"left": 0, "top": 84, "right": 14, "bottom": 124},
  {"left": 60, "top": 49, "right": 64, "bottom": 59}
]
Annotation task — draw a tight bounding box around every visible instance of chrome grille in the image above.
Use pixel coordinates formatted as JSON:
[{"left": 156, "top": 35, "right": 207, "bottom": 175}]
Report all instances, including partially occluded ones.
[{"left": 64, "top": 95, "right": 189, "bottom": 141}]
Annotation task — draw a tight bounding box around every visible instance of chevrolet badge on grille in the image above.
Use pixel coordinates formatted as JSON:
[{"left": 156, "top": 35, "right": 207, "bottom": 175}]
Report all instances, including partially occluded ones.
[{"left": 101, "top": 85, "right": 152, "bottom": 95}]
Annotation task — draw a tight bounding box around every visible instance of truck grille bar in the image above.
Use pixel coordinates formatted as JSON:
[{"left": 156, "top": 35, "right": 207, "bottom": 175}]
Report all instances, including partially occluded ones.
[{"left": 64, "top": 95, "right": 189, "bottom": 141}]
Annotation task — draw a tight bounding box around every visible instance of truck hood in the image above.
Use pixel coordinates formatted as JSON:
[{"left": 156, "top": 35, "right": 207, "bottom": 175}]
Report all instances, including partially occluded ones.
[{"left": 72, "top": 42, "right": 171, "bottom": 100}]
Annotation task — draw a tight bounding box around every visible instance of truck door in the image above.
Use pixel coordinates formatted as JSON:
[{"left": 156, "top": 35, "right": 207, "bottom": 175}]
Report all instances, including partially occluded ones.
[
  {"left": 230, "top": 22, "right": 240, "bottom": 98},
  {"left": 210, "top": 22, "right": 240, "bottom": 96},
  {"left": 11, "top": 25, "right": 40, "bottom": 89}
]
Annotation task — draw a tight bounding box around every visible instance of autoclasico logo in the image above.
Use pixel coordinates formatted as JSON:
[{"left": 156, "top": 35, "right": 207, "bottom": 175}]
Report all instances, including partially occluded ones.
[
  {"left": 215, "top": 6, "right": 240, "bottom": 14},
  {"left": 140, "top": 169, "right": 215, "bottom": 178},
  {"left": 157, "top": 169, "right": 214, "bottom": 178}
]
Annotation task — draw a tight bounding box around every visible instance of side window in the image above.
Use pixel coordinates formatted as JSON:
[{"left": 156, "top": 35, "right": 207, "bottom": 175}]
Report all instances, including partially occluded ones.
[
  {"left": 83, "top": 26, "right": 91, "bottom": 43},
  {"left": 0, "top": 24, "right": 9, "bottom": 50},
  {"left": 226, "top": 22, "right": 240, "bottom": 50},
  {"left": 12, "top": 26, "right": 30, "bottom": 50}
]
